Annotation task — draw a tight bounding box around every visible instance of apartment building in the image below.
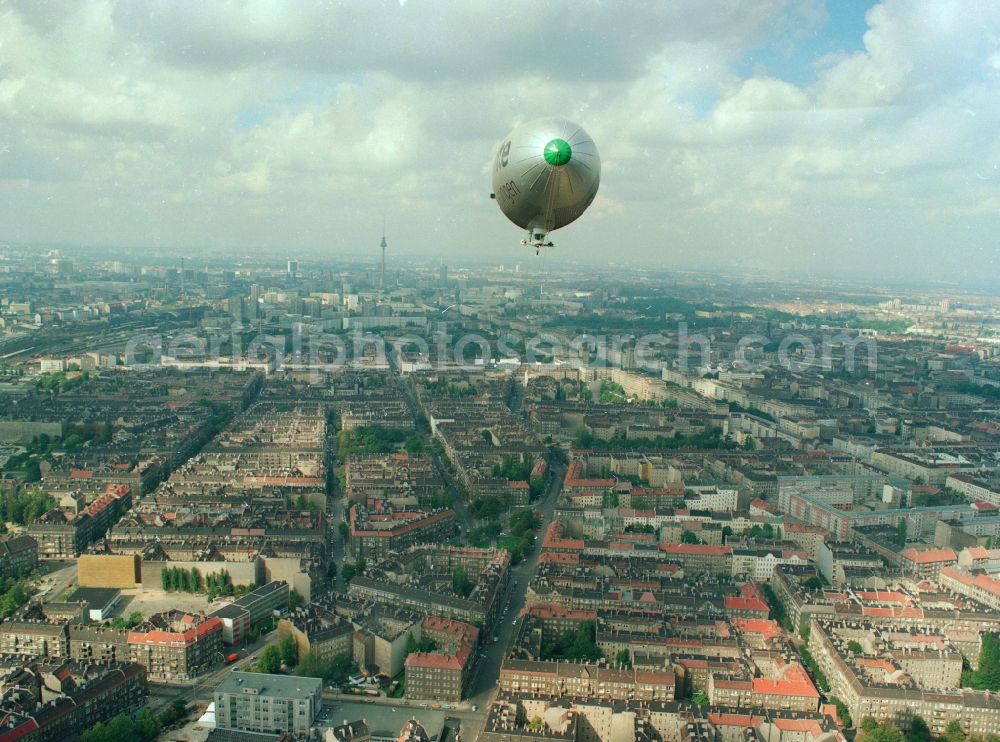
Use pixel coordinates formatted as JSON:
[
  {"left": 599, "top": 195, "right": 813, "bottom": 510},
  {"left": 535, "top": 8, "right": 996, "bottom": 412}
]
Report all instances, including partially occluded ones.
[{"left": 215, "top": 671, "right": 322, "bottom": 735}]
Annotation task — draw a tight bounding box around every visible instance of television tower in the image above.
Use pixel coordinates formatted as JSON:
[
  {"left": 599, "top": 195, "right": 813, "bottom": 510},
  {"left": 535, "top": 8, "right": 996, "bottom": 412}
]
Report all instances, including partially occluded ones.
[{"left": 379, "top": 219, "right": 387, "bottom": 289}]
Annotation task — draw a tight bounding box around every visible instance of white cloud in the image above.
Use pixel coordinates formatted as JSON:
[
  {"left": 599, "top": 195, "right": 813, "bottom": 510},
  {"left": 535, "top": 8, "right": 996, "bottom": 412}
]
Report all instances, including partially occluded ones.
[{"left": 0, "top": 0, "right": 997, "bottom": 281}]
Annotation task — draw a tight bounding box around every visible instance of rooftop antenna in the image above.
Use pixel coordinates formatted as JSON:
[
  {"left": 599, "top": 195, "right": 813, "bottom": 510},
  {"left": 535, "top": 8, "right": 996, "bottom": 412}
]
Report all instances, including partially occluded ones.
[{"left": 379, "top": 217, "right": 387, "bottom": 290}]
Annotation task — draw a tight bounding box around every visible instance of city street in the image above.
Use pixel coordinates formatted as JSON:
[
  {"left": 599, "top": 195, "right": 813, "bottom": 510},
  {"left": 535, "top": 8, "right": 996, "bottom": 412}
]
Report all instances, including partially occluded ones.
[
  {"left": 466, "top": 457, "right": 565, "bottom": 706},
  {"left": 146, "top": 630, "right": 280, "bottom": 716}
]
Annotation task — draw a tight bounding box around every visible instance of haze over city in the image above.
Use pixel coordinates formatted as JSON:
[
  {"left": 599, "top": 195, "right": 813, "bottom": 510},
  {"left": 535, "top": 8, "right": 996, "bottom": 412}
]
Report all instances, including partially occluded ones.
[{"left": 2, "top": 1, "right": 999, "bottom": 283}]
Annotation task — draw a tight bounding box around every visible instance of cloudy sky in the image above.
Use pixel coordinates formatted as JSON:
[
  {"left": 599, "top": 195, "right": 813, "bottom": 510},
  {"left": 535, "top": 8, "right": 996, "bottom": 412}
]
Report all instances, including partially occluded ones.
[{"left": 1, "top": 0, "right": 998, "bottom": 283}]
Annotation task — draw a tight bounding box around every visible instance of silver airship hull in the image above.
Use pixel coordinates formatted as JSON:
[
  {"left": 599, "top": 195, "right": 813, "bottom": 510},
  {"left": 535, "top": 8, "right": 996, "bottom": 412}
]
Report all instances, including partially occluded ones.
[{"left": 491, "top": 118, "right": 600, "bottom": 249}]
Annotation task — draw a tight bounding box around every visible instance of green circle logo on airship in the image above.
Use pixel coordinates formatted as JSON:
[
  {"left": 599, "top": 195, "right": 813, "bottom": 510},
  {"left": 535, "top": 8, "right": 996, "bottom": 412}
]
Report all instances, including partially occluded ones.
[{"left": 543, "top": 138, "right": 572, "bottom": 166}]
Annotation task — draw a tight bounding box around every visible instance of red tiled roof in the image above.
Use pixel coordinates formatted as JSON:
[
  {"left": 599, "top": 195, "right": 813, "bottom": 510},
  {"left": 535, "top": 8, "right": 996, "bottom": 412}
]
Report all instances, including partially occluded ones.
[
  {"left": 900, "top": 547, "right": 956, "bottom": 564},
  {"left": 541, "top": 521, "right": 584, "bottom": 551},
  {"left": 708, "top": 713, "right": 762, "bottom": 727},
  {"left": 0, "top": 717, "right": 39, "bottom": 742},
  {"left": 941, "top": 567, "right": 1000, "bottom": 599},
  {"left": 659, "top": 543, "right": 731, "bottom": 557},
  {"left": 526, "top": 604, "right": 596, "bottom": 621},
  {"left": 538, "top": 552, "right": 580, "bottom": 565},
  {"left": 733, "top": 619, "right": 781, "bottom": 640},
  {"left": 725, "top": 596, "right": 768, "bottom": 612},
  {"left": 128, "top": 616, "right": 222, "bottom": 647},
  {"left": 752, "top": 665, "right": 819, "bottom": 699},
  {"left": 563, "top": 460, "right": 614, "bottom": 489}
]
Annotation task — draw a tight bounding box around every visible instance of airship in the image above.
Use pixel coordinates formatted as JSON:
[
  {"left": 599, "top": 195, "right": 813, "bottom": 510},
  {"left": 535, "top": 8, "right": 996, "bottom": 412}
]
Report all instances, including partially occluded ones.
[{"left": 491, "top": 118, "right": 600, "bottom": 254}]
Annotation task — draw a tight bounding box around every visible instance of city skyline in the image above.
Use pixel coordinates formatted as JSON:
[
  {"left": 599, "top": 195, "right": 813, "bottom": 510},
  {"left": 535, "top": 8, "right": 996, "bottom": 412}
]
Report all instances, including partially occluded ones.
[{"left": 1, "top": 1, "right": 998, "bottom": 284}]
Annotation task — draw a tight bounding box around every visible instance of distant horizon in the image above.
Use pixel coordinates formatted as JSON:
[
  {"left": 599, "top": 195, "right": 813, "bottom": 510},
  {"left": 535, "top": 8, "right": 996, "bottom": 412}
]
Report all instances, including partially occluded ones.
[{"left": 4, "top": 239, "right": 998, "bottom": 296}]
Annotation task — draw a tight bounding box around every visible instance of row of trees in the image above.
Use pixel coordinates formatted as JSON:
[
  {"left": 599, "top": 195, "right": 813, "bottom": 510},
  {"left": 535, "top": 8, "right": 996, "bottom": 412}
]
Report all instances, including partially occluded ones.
[
  {"left": 81, "top": 708, "right": 161, "bottom": 742},
  {"left": 160, "top": 566, "right": 241, "bottom": 599},
  {"left": 204, "top": 570, "right": 238, "bottom": 599},
  {"left": 160, "top": 566, "right": 204, "bottom": 593}
]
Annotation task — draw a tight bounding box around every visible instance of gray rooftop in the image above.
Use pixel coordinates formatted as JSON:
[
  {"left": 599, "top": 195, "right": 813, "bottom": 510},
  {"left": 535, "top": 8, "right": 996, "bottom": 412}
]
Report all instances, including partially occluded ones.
[
  {"left": 322, "top": 701, "right": 445, "bottom": 742},
  {"left": 67, "top": 587, "right": 121, "bottom": 609},
  {"left": 216, "top": 670, "right": 321, "bottom": 699},
  {"left": 210, "top": 603, "right": 250, "bottom": 620}
]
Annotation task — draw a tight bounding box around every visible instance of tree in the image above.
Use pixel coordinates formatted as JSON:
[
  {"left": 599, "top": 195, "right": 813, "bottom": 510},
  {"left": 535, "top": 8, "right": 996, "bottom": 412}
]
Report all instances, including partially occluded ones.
[
  {"left": 82, "top": 721, "right": 110, "bottom": 742},
  {"left": 943, "top": 721, "right": 966, "bottom": 742},
  {"left": 294, "top": 650, "right": 327, "bottom": 680},
  {"left": 905, "top": 716, "right": 931, "bottom": 742},
  {"left": 894, "top": 519, "right": 908, "bottom": 547},
  {"left": 691, "top": 690, "right": 710, "bottom": 706},
  {"left": 257, "top": 645, "right": 281, "bottom": 674},
  {"left": 615, "top": 649, "right": 632, "bottom": 668},
  {"left": 746, "top": 523, "right": 775, "bottom": 540},
  {"left": 338, "top": 521, "right": 350, "bottom": 541},
  {"left": 288, "top": 589, "right": 305, "bottom": 610},
  {"left": 847, "top": 640, "right": 864, "bottom": 654},
  {"left": 830, "top": 697, "right": 852, "bottom": 727},
  {"left": 541, "top": 621, "right": 602, "bottom": 662},
  {"left": 161, "top": 568, "right": 170, "bottom": 591},
  {"left": 680, "top": 530, "right": 703, "bottom": 545},
  {"left": 963, "top": 633, "right": 1000, "bottom": 690},
  {"left": 858, "top": 719, "right": 903, "bottom": 742},
  {"left": 134, "top": 708, "right": 162, "bottom": 741},
  {"left": 294, "top": 651, "right": 356, "bottom": 684},
  {"left": 453, "top": 565, "right": 474, "bottom": 598},
  {"left": 167, "top": 698, "right": 188, "bottom": 724},
  {"left": 82, "top": 710, "right": 160, "bottom": 742},
  {"left": 280, "top": 633, "right": 299, "bottom": 667}
]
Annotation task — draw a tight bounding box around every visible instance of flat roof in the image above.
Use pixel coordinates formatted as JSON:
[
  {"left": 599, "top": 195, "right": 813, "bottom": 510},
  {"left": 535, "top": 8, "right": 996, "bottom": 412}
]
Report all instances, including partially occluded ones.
[
  {"left": 233, "top": 580, "right": 288, "bottom": 607},
  {"left": 216, "top": 670, "right": 321, "bottom": 699},
  {"left": 321, "top": 701, "right": 445, "bottom": 741},
  {"left": 209, "top": 603, "right": 250, "bottom": 620},
  {"left": 69, "top": 587, "right": 121, "bottom": 609}
]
